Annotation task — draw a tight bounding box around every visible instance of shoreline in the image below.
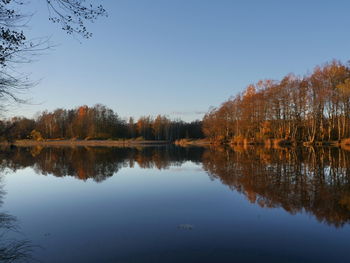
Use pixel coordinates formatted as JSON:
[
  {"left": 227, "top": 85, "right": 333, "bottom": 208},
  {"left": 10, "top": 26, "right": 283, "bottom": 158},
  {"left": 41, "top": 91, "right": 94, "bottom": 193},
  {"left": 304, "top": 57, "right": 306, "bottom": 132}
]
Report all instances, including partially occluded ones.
[
  {"left": 1, "top": 139, "right": 172, "bottom": 147},
  {"left": 1, "top": 139, "right": 350, "bottom": 149}
]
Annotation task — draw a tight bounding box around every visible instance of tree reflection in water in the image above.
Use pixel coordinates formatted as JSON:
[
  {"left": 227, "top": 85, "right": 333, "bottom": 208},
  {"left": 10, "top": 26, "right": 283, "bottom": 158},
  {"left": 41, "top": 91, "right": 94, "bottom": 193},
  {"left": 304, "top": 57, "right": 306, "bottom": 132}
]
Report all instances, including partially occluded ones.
[
  {"left": 202, "top": 146, "right": 350, "bottom": 228},
  {"left": 0, "top": 146, "right": 204, "bottom": 182},
  {"left": 1, "top": 145, "right": 350, "bottom": 228},
  {"left": 0, "top": 173, "right": 33, "bottom": 262}
]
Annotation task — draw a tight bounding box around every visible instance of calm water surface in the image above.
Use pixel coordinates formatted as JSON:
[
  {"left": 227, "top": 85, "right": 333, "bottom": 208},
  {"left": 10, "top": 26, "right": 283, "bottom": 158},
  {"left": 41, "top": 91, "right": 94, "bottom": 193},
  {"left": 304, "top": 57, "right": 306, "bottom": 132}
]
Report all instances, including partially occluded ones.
[{"left": 1, "top": 146, "right": 350, "bottom": 262}]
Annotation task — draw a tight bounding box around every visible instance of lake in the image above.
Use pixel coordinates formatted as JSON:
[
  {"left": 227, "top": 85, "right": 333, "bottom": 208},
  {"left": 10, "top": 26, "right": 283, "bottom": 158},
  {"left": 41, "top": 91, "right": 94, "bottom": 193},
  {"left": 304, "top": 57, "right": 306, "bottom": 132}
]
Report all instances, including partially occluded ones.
[{"left": 1, "top": 145, "right": 350, "bottom": 263}]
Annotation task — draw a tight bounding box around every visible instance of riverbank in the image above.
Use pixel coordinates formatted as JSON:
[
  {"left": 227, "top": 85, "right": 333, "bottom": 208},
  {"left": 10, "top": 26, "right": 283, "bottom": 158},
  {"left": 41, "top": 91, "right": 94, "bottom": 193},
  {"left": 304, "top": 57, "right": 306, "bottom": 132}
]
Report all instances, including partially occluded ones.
[
  {"left": 174, "top": 138, "right": 350, "bottom": 150},
  {"left": 174, "top": 139, "right": 211, "bottom": 146},
  {"left": 211, "top": 138, "right": 350, "bottom": 148},
  {"left": 1, "top": 139, "right": 171, "bottom": 147},
  {"left": 2, "top": 138, "right": 350, "bottom": 150}
]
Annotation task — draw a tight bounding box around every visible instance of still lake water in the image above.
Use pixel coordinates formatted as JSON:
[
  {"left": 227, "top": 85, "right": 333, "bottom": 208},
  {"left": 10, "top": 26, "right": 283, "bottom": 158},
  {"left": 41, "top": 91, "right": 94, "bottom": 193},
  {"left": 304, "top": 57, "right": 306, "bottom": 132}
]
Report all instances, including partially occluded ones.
[{"left": 1, "top": 145, "right": 350, "bottom": 262}]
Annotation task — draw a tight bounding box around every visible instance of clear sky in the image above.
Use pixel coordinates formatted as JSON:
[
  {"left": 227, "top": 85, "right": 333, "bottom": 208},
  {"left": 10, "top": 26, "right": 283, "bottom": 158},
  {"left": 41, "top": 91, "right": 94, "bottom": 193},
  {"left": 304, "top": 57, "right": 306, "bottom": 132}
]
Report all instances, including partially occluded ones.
[{"left": 9, "top": 0, "right": 350, "bottom": 122}]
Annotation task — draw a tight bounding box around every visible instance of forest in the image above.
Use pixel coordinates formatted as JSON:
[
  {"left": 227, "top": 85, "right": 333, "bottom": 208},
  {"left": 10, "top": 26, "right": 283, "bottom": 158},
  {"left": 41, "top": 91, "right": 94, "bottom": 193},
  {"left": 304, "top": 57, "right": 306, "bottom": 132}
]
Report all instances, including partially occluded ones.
[
  {"left": 0, "top": 104, "right": 203, "bottom": 141},
  {"left": 203, "top": 60, "right": 350, "bottom": 145},
  {"left": 2, "top": 60, "right": 350, "bottom": 145}
]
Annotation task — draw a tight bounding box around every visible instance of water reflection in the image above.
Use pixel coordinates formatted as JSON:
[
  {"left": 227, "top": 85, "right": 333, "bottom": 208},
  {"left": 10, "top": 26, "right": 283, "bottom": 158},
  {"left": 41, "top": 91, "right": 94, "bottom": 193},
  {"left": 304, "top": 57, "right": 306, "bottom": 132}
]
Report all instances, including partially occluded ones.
[
  {"left": 1, "top": 145, "right": 350, "bottom": 228},
  {"left": 203, "top": 146, "right": 350, "bottom": 227},
  {"left": 0, "top": 146, "right": 204, "bottom": 182},
  {"left": 0, "top": 174, "right": 33, "bottom": 262}
]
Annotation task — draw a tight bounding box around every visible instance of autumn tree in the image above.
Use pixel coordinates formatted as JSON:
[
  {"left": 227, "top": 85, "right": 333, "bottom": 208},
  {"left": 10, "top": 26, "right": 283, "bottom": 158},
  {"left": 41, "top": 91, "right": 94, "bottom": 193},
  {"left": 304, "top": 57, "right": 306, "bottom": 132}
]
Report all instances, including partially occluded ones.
[
  {"left": 0, "top": 105, "right": 204, "bottom": 142},
  {"left": 203, "top": 60, "right": 350, "bottom": 144}
]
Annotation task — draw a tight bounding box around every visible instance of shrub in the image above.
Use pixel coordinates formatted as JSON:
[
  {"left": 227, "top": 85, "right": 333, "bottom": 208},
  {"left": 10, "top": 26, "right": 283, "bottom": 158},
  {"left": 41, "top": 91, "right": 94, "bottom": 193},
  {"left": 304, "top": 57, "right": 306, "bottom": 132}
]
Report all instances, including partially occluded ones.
[
  {"left": 30, "top": 130, "right": 43, "bottom": 141},
  {"left": 230, "top": 135, "right": 245, "bottom": 145},
  {"left": 341, "top": 138, "right": 350, "bottom": 145}
]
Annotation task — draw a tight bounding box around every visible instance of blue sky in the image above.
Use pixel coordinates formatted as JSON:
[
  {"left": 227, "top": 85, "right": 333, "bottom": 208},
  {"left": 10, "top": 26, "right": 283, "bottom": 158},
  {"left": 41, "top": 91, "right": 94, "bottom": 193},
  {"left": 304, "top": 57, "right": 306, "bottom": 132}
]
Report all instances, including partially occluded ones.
[{"left": 9, "top": 0, "right": 350, "bottom": 121}]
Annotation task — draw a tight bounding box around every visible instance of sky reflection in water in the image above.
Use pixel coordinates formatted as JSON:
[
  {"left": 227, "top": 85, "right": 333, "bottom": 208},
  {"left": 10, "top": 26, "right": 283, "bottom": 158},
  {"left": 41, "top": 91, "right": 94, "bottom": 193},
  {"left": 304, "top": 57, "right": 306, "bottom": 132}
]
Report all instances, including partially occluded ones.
[{"left": 1, "top": 146, "right": 350, "bottom": 263}]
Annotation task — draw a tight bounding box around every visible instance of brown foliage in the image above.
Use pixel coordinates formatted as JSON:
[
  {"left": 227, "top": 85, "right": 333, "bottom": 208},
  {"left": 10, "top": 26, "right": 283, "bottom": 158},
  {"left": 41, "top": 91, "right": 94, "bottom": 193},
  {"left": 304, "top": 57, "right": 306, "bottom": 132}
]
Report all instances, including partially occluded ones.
[{"left": 203, "top": 60, "right": 350, "bottom": 144}]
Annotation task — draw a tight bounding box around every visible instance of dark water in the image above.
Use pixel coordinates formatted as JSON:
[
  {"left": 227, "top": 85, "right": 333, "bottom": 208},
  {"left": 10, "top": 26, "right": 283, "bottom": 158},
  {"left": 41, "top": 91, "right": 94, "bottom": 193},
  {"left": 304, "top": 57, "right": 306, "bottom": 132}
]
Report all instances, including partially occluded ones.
[{"left": 1, "top": 145, "right": 350, "bottom": 263}]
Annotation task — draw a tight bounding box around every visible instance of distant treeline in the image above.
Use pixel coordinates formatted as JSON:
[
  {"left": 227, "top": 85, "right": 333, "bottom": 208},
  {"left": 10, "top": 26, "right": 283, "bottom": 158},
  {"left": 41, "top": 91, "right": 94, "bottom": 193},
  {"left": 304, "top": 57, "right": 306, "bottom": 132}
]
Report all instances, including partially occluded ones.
[
  {"left": 203, "top": 60, "right": 350, "bottom": 144},
  {"left": 0, "top": 104, "right": 203, "bottom": 141},
  {"left": 3, "top": 60, "right": 350, "bottom": 144}
]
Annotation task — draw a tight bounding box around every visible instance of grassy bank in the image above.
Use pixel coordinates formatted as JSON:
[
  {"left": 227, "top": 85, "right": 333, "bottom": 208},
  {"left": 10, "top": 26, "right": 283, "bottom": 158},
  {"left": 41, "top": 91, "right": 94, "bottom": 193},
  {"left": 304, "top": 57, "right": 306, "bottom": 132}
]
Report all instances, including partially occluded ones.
[
  {"left": 174, "top": 139, "right": 211, "bottom": 146},
  {"left": 228, "top": 138, "right": 344, "bottom": 147},
  {"left": 2, "top": 139, "right": 171, "bottom": 147},
  {"left": 2, "top": 138, "right": 349, "bottom": 149}
]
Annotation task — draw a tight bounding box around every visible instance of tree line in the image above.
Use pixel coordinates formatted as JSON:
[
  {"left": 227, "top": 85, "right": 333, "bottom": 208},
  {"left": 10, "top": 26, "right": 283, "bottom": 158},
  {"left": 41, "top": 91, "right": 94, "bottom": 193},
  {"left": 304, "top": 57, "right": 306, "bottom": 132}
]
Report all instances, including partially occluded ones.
[
  {"left": 3, "top": 60, "right": 350, "bottom": 144},
  {"left": 203, "top": 60, "right": 350, "bottom": 144},
  {"left": 0, "top": 104, "right": 203, "bottom": 141}
]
